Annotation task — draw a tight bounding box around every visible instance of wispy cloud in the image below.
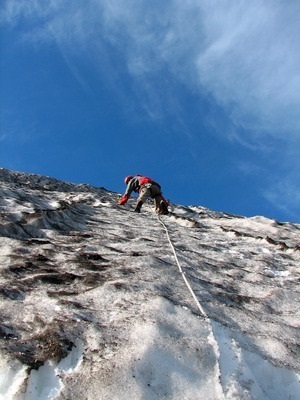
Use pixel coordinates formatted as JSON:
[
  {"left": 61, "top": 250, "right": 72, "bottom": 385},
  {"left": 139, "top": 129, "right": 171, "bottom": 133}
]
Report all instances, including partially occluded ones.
[
  {"left": 196, "top": 1, "right": 300, "bottom": 139},
  {"left": 101, "top": 0, "right": 300, "bottom": 140},
  {"left": 2, "top": 0, "right": 299, "bottom": 139}
]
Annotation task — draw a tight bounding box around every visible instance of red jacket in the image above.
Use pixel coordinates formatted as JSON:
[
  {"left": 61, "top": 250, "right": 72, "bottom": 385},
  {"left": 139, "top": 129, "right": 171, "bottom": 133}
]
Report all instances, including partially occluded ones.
[{"left": 125, "top": 175, "right": 161, "bottom": 197}]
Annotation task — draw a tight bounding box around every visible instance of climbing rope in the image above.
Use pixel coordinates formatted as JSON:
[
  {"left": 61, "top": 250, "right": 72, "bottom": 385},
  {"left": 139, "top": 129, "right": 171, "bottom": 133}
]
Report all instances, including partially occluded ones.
[
  {"left": 156, "top": 213, "right": 208, "bottom": 319},
  {"left": 152, "top": 208, "right": 225, "bottom": 397}
]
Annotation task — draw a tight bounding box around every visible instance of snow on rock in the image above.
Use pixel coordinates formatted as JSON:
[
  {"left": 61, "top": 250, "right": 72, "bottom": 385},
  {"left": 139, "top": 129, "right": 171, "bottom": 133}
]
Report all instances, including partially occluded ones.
[
  {"left": 23, "top": 340, "right": 83, "bottom": 400},
  {"left": 0, "top": 168, "right": 299, "bottom": 399},
  {"left": 213, "top": 321, "right": 299, "bottom": 400},
  {"left": 0, "top": 358, "right": 27, "bottom": 400}
]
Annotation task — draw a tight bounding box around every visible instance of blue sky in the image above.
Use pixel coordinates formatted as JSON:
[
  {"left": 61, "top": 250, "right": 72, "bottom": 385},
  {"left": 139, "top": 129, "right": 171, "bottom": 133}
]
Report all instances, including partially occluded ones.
[{"left": 1, "top": 0, "right": 300, "bottom": 222}]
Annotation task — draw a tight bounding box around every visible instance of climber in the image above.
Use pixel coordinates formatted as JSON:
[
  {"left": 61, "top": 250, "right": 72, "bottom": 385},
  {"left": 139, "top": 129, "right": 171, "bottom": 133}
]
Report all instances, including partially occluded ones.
[{"left": 118, "top": 175, "right": 169, "bottom": 214}]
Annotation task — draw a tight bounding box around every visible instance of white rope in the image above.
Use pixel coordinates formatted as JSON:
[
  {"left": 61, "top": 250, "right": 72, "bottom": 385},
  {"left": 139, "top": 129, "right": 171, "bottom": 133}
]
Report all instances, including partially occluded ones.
[
  {"left": 156, "top": 214, "right": 208, "bottom": 319},
  {"left": 153, "top": 209, "right": 225, "bottom": 398}
]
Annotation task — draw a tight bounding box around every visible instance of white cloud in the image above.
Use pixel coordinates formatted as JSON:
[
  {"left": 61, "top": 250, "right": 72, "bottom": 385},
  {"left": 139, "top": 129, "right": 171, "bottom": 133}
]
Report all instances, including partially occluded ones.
[
  {"left": 2, "top": 0, "right": 299, "bottom": 140},
  {"left": 0, "top": 1, "right": 61, "bottom": 27},
  {"left": 195, "top": 1, "right": 300, "bottom": 139},
  {"left": 90, "top": 0, "right": 300, "bottom": 142}
]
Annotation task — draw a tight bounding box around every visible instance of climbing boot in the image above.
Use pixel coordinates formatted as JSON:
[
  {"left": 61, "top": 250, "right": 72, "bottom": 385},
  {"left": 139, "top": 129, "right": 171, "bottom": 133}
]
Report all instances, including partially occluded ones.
[
  {"left": 159, "top": 200, "right": 169, "bottom": 215},
  {"left": 134, "top": 201, "right": 143, "bottom": 213}
]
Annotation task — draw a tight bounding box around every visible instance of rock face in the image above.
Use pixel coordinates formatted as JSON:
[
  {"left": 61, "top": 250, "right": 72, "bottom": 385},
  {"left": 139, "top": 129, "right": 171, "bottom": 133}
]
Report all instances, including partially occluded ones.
[{"left": 0, "top": 168, "right": 299, "bottom": 400}]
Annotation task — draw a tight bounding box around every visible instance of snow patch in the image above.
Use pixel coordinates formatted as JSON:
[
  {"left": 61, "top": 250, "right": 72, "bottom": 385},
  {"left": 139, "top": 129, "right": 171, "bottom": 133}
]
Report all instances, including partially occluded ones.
[
  {"left": 0, "top": 359, "right": 27, "bottom": 400},
  {"left": 48, "top": 201, "right": 61, "bottom": 209},
  {"left": 212, "top": 321, "right": 300, "bottom": 400},
  {"left": 22, "top": 340, "right": 83, "bottom": 400},
  {"left": 264, "top": 268, "right": 290, "bottom": 278}
]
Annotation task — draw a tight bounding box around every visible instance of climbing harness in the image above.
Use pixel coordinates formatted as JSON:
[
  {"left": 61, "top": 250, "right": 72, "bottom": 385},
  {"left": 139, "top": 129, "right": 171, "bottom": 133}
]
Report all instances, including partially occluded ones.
[{"left": 156, "top": 213, "right": 208, "bottom": 319}]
